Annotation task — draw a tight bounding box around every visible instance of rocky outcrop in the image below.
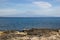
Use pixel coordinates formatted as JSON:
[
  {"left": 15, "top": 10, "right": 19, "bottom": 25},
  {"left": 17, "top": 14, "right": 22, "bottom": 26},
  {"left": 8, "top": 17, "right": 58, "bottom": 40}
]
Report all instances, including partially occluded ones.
[{"left": 0, "top": 29, "right": 60, "bottom": 40}]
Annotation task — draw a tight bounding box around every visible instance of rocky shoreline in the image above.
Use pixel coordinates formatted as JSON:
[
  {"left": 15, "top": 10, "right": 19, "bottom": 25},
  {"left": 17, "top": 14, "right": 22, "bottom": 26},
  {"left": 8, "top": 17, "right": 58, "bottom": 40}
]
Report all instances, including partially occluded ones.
[{"left": 0, "top": 28, "right": 60, "bottom": 40}]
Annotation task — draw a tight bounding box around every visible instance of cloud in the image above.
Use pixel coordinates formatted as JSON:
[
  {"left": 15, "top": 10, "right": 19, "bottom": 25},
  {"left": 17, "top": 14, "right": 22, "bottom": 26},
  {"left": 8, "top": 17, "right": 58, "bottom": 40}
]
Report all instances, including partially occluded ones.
[
  {"left": 55, "top": 0, "right": 60, "bottom": 2},
  {"left": 32, "top": 1, "right": 52, "bottom": 8},
  {"left": 28, "top": 7, "right": 60, "bottom": 17},
  {"left": 0, "top": 0, "right": 60, "bottom": 17},
  {"left": 0, "top": 8, "right": 27, "bottom": 17},
  {"left": 0, "top": 9, "right": 17, "bottom": 16},
  {"left": 0, "top": 6, "right": 60, "bottom": 17},
  {"left": 0, "top": 0, "right": 8, "bottom": 3}
]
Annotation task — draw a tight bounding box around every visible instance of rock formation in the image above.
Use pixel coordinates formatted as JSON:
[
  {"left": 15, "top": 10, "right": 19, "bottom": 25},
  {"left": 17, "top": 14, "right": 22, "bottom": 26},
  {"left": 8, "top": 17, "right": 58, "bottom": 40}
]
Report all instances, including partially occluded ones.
[{"left": 0, "top": 29, "right": 60, "bottom": 40}]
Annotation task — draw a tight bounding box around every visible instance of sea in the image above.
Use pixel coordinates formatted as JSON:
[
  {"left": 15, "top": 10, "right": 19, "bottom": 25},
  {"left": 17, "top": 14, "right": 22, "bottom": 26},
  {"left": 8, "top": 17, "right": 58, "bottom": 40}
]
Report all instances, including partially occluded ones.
[{"left": 0, "top": 17, "right": 60, "bottom": 30}]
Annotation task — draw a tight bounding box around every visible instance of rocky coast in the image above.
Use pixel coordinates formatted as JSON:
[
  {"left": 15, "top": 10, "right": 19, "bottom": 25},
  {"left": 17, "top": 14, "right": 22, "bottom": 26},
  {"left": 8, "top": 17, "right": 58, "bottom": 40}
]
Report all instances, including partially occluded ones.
[{"left": 0, "top": 28, "right": 60, "bottom": 40}]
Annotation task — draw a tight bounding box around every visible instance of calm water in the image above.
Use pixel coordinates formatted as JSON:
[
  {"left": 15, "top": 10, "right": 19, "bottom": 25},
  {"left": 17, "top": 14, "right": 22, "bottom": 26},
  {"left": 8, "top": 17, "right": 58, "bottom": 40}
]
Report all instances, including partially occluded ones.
[{"left": 0, "top": 17, "right": 60, "bottom": 30}]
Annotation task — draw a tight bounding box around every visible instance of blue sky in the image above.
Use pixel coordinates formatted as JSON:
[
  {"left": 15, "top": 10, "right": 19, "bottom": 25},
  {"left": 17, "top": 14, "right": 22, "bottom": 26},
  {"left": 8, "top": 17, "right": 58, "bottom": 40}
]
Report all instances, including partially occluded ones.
[{"left": 0, "top": 0, "right": 60, "bottom": 17}]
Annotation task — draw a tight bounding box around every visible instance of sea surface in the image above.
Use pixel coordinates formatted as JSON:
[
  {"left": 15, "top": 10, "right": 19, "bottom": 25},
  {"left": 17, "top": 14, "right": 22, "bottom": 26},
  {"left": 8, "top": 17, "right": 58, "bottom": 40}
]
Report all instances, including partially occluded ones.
[{"left": 0, "top": 17, "right": 60, "bottom": 30}]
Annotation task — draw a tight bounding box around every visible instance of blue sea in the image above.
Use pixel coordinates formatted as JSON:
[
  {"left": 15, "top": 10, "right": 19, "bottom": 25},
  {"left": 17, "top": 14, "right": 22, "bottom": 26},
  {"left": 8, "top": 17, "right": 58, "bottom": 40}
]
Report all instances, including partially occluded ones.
[{"left": 0, "top": 17, "right": 60, "bottom": 30}]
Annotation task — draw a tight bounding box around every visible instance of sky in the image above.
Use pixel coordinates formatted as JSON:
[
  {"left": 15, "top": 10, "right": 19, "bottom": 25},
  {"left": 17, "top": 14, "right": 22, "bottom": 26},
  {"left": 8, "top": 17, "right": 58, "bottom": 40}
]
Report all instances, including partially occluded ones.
[{"left": 0, "top": 0, "right": 60, "bottom": 17}]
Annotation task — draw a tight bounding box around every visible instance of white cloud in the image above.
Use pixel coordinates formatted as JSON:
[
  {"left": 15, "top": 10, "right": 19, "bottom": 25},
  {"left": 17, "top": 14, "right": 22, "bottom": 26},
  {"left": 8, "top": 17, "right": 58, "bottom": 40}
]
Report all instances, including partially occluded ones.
[
  {"left": 28, "top": 7, "right": 60, "bottom": 17},
  {"left": 0, "top": 0, "right": 60, "bottom": 17},
  {"left": 33, "top": 1, "right": 52, "bottom": 8},
  {"left": 0, "top": 6, "right": 60, "bottom": 17},
  {"left": 0, "top": 9, "right": 17, "bottom": 16},
  {"left": 0, "top": 8, "right": 27, "bottom": 16}
]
